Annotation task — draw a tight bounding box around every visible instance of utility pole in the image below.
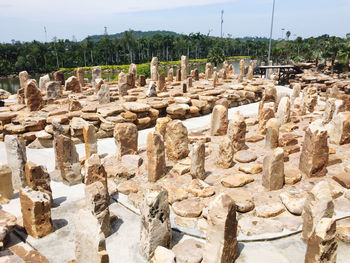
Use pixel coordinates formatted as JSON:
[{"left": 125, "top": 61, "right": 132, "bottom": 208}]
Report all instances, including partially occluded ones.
[
  {"left": 266, "top": 0, "right": 275, "bottom": 78},
  {"left": 44, "top": 26, "right": 47, "bottom": 43},
  {"left": 220, "top": 10, "right": 224, "bottom": 38},
  {"left": 281, "top": 28, "right": 285, "bottom": 40},
  {"left": 104, "top": 26, "right": 108, "bottom": 35}
]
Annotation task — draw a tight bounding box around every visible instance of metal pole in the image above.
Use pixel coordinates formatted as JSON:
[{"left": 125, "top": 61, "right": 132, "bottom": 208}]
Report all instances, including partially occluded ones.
[
  {"left": 221, "top": 10, "right": 224, "bottom": 38},
  {"left": 266, "top": 0, "right": 275, "bottom": 78}
]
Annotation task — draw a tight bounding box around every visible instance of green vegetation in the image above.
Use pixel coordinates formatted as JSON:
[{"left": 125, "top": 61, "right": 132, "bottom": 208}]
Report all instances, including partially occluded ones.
[{"left": 1, "top": 30, "right": 350, "bottom": 76}]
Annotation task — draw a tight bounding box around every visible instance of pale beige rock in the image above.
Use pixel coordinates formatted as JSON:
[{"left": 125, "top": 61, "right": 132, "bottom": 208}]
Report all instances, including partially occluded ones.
[
  {"left": 172, "top": 198, "right": 203, "bottom": 218},
  {"left": 19, "top": 71, "right": 29, "bottom": 90},
  {"left": 234, "top": 150, "right": 257, "bottom": 163},
  {"left": 280, "top": 189, "right": 306, "bottom": 215},
  {"left": 0, "top": 164, "right": 14, "bottom": 204},
  {"left": 181, "top": 55, "right": 188, "bottom": 80},
  {"left": 147, "top": 131, "right": 166, "bottom": 182},
  {"left": 39, "top": 74, "right": 50, "bottom": 90},
  {"left": 151, "top": 57, "right": 159, "bottom": 81},
  {"left": 227, "top": 111, "right": 246, "bottom": 151},
  {"left": 221, "top": 174, "right": 254, "bottom": 188},
  {"left": 76, "top": 67, "right": 84, "bottom": 87},
  {"left": 25, "top": 79, "right": 43, "bottom": 111},
  {"left": 187, "top": 179, "right": 214, "bottom": 198},
  {"left": 114, "top": 123, "right": 138, "bottom": 160},
  {"left": 210, "top": 105, "right": 228, "bottom": 136},
  {"left": 83, "top": 124, "right": 98, "bottom": 158},
  {"left": 97, "top": 84, "right": 110, "bottom": 104},
  {"left": 265, "top": 118, "right": 280, "bottom": 149},
  {"left": 258, "top": 102, "right": 275, "bottom": 134},
  {"left": 302, "top": 181, "right": 334, "bottom": 240},
  {"left": 202, "top": 194, "right": 238, "bottom": 263},
  {"left": 140, "top": 188, "right": 172, "bottom": 260},
  {"left": 216, "top": 136, "right": 234, "bottom": 169},
  {"left": 190, "top": 141, "right": 205, "bottom": 180},
  {"left": 238, "top": 163, "right": 262, "bottom": 174},
  {"left": 299, "top": 120, "right": 329, "bottom": 178},
  {"left": 329, "top": 112, "right": 350, "bottom": 145},
  {"left": 165, "top": 120, "right": 189, "bottom": 161},
  {"left": 262, "top": 147, "right": 284, "bottom": 191},
  {"left": 155, "top": 117, "right": 171, "bottom": 138},
  {"left": 151, "top": 246, "right": 175, "bottom": 263},
  {"left": 305, "top": 218, "right": 337, "bottom": 263},
  {"left": 172, "top": 239, "right": 204, "bottom": 263},
  {"left": 276, "top": 96, "right": 290, "bottom": 124},
  {"left": 65, "top": 76, "right": 81, "bottom": 93},
  {"left": 25, "top": 162, "right": 52, "bottom": 203},
  {"left": 323, "top": 98, "right": 336, "bottom": 124}
]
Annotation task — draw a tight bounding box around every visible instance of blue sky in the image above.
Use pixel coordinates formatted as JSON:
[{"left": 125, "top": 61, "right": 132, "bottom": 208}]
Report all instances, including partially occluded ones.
[{"left": 0, "top": 0, "right": 349, "bottom": 43}]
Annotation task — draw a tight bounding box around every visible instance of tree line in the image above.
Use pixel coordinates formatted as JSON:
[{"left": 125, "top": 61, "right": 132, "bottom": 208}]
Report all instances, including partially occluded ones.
[{"left": 0, "top": 30, "right": 349, "bottom": 76}]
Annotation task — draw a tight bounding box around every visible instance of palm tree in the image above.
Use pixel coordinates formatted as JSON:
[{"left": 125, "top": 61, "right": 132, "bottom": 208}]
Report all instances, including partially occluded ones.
[
  {"left": 325, "top": 36, "right": 341, "bottom": 74},
  {"left": 207, "top": 45, "right": 225, "bottom": 66}
]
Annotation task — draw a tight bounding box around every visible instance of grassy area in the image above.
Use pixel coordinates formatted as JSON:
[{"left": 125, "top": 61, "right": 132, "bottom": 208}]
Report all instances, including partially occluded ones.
[{"left": 60, "top": 56, "right": 250, "bottom": 81}]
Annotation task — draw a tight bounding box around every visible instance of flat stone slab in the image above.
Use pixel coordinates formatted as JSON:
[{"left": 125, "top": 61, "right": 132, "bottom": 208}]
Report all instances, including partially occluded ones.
[
  {"left": 238, "top": 163, "right": 262, "bottom": 174},
  {"left": 172, "top": 238, "right": 204, "bottom": 263},
  {"left": 221, "top": 174, "right": 254, "bottom": 188},
  {"left": 235, "top": 150, "right": 257, "bottom": 163},
  {"left": 333, "top": 172, "right": 350, "bottom": 189},
  {"left": 172, "top": 198, "right": 204, "bottom": 218}
]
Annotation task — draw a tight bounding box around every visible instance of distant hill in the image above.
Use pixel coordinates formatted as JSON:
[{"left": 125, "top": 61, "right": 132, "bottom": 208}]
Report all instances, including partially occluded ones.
[{"left": 86, "top": 30, "right": 180, "bottom": 41}]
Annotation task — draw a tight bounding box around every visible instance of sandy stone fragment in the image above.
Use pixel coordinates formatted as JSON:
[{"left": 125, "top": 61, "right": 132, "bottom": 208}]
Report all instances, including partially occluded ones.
[
  {"left": 265, "top": 118, "right": 280, "bottom": 149},
  {"left": 216, "top": 136, "right": 234, "bottom": 169},
  {"left": 25, "top": 162, "right": 52, "bottom": 203},
  {"left": 210, "top": 105, "right": 228, "bottom": 136},
  {"left": 172, "top": 239, "right": 204, "bottom": 263},
  {"left": 97, "top": 84, "right": 110, "bottom": 104},
  {"left": 202, "top": 194, "right": 238, "bottom": 263},
  {"left": 165, "top": 120, "right": 189, "bottom": 161},
  {"left": 227, "top": 111, "right": 246, "bottom": 151},
  {"left": 140, "top": 189, "right": 172, "bottom": 260},
  {"left": 238, "top": 163, "right": 262, "bottom": 174},
  {"left": 284, "top": 168, "right": 302, "bottom": 185},
  {"left": 262, "top": 147, "right": 284, "bottom": 191},
  {"left": 302, "top": 181, "right": 334, "bottom": 240},
  {"left": 65, "top": 76, "right": 81, "bottom": 93},
  {"left": 280, "top": 189, "right": 307, "bottom": 215},
  {"left": 276, "top": 96, "right": 290, "bottom": 124},
  {"left": 336, "top": 218, "right": 350, "bottom": 243},
  {"left": 147, "top": 131, "right": 166, "bottom": 182},
  {"left": 158, "top": 72, "right": 166, "bottom": 92},
  {"left": 151, "top": 246, "right": 175, "bottom": 263},
  {"left": 299, "top": 120, "right": 329, "bottom": 178},
  {"left": 83, "top": 123, "right": 98, "bottom": 158},
  {"left": 332, "top": 172, "right": 350, "bottom": 189},
  {"left": 238, "top": 216, "right": 284, "bottom": 236},
  {"left": 114, "top": 123, "right": 138, "bottom": 160},
  {"left": 329, "top": 112, "right": 350, "bottom": 145},
  {"left": 5, "top": 135, "right": 27, "bottom": 190},
  {"left": 258, "top": 102, "right": 275, "bottom": 134},
  {"left": 172, "top": 198, "right": 203, "bottom": 218},
  {"left": 187, "top": 179, "right": 214, "bottom": 198},
  {"left": 85, "top": 154, "right": 108, "bottom": 191},
  {"left": 255, "top": 201, "right": 285, "bottom": 218},
  {"left": 225, "top": 188, "right": 255, "bottom": 213},
  {"left": 53, "top": 70, "right": 64, "bottom": 85},
  {"left": 19, "top": 70, "right": 29, "bottom": 90},
  {"left": 76, "top": 67, "right": 84, "bottom": 87},
  {"left": 190, "top": 141, "right": 205, "bottom": 180},
  {"left": 20, "top": 187, "right": 53, "bottom": 238},
  {"left": 221, "top": 174, "right": 254, "bottom": 188},
  {"left": 235, "top": 150, "right": 257, "bottom": 163},
  {"left": 151, "top": 57, "right": 159, "bottom": 81},
  {"left": 0, "top": 164, "right": 14, "bottom": 204},
  {"left": 305, "top": 218, "right": 337, "bottom": 263},
  {"left": 25, "top": 79, "right": 43, "bottom": 111},
  {"left": 146, "top": 81, "right": 158, "bottom": 97}
]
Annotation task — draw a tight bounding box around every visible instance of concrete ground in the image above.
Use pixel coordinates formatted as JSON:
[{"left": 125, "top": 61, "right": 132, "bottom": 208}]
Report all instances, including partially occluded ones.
[{"left": 1, "top": 85, "right": 350, "bottom": 262}]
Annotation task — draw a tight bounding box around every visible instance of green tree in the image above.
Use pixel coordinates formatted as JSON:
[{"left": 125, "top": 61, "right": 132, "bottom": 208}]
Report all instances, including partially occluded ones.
[{"left": 207, "top": 46, "right": 225, "bottom": 66}]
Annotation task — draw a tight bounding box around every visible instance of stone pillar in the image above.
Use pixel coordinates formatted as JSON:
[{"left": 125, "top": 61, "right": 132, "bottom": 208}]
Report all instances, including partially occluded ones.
[
  {"left": 118, "top": 72, "right": 128, "bottom": 96},
  {"left": 25, "top": 162, "right": 52, "bottom": 203},
  {"left": 84, "top": 154, "right": 107, "bottom": 191},
  {"left": 83, "top": 124, "right": 98, "bottom": 158},
  {"left": 193, "top": 68, "right": 199, "bottom": 81},
  {"left": 210, "top": 105, "right": 228, "bottom": 136},
  {"left": 187, "top": 77, "right": 192, "bottom": 88},
  {"left": 76, "top": 67, "right": 84, "bottom": 87},
  {"left": 165, "top": 120, "right": 189, "bottom": 161},
  {"left": 181, "top": 55, "right": 188, "bottom": 80},
  {"left": 56, "top": 134, "right": 82, "bottom": 185},
  {"left": 262, "top": 147, "right": 284, "bottom": 191},
  {"left": 139, "top": 75, "right": 146, "bottom": 87},
  {"left": 5, "top": 135, "right": 27, "bottom": 190},
  {"left": 92, "top": 66, "right": 102, "bottom": 89},
  {"left": 305, "top": 218, "right": 337, "bottom": 263},
  {"left": 114, "top": 123, "right": 138, "bottom": 160},
  {"left": 19, "top": 71, "right": 29, "bottom": 90},
  {"left": 190, "top": 141, "right": 205, "bottom": 179},
  {"left": 94, "top": 78, "right": 104, "bottom": 93},
  {"left": 182, "top": 82, "right": 187, "bottom": 93},
  {"left": 97, "top": 84, "right": 110, "bottom": 104},
  {"left": 329, "top": 112, "right": 350, "bottom": 145},
  {"left": 227, "top": 111, "right": 246, "bottom": 151},
  {"left": 146, "top": 81, "right": 157, "bottom": 97},
  {"left": 46, "top": 81, "right": 62, "bottom": 103},
  {"left": 216, "top": 136, "right": 234, "bottom": 169},
  {"left": 247, "top": 65, "right": 253, "bottom": 80},
  {"left": 151, "top": 57, "right": 159, "bottom": 81},
  {"left": 147, "top": 131, "right": 166, "bottom": 182},
  {"left": 202, "top": 193, "right": 238, "bottom": 263},
  {"left": 52, "top": 122, "right": 65, "bottom": 171},
  {"left": 258, "top": 85, "right": 277, "bottom": 117},
  {"left": 258, "top": 102, "right": 275, "bottom": 134},
  {"left": 176, "top": 69, "right": 181, "bottom": 82},
  {"left": 25, "top": 80, "right": 43, "bottom": 111},
  {"left": 239, "top": 59, "right": 245, "bottom": 80},
  {"left": 65, "top": 76, "right": 81, "bottom": 93},
  {"left": 39, "top": 74, "right": 50, "bottom": 90},
  {"left": 53, "top": 70, "right": 64, "bottom": 85},
  {"left": 276, "top": 96, "right": 290, "bottom": 125},
  {"left": 20, "top": 187, "right": 53, "bottom": 238},
  {"left": 155, "top": 117, "right": 171, "bottom": 138},
  {"left": 140, "top": 188, "right": 171, "bottom": 260},
  {"left": 0, "top": 164, "right": 14, "bottom": 204},
  {"left": 291, "top": 83, "right": 301, "bottom": 105},
  {"left": 213, "top": 71, "right": 218, "bottom": 87},
  {"left": 205, "top": 63, "right": 212, "bottom": 80},
  {"left": 129, "top": 63, "right": 137, "bottom": 80},
  {"left": 265, "top": 118, "right": 280, "bottom": 149},
  {"left": 167, "top": 68, "right": 174, "bottom": 82},
  {"left": 299, "top": 120, "right": 329, "bottom": 178},
  {"left": 158, "top": 72, "right": 166, "bottom": 92},
  {"left": 302, "top": 181, "right": 334, "bottom": 240}
]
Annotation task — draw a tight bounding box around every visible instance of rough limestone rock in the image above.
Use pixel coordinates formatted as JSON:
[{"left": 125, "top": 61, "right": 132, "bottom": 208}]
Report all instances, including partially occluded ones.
[
  {"left": 258, "top": 102, "right": 275, "bottom": 134},
  {"left": 92, "top": 66, "right": 102, "bottom": 88},
  {"left": 165, "top": 120, "right": 189, "bottom": 161},
  {"left": 147, "top": 131, "right": 166, "bottom": 182},
  {"left": 25, "top": 162, "right": 52, "bottom": 203},
  {"left": 39, "top": 74, "right": 50, "bottom": 90},
  {"left": 234, "top": 150, "right": 257, "bottom": 163},
  {"left": 151, "top": 246, "right": 175, "bottom": 263},
  {"left": 140, "top": 189, "right": 172, "bottom": 260},
  {"left": 85, "top": 154, "right": 108, "bottom": 191},
  {"left": 97, "top": 84, "right": 110, "bottom": 104},
  {"left": 56, "top": 134, "right": 82, "bottom": 185},
  {"left": 176, "top": 69, "right": 181, "bottom": 81},
  {"left": 83, "top": 123, "right": 98, "bottom": 158},
  {"left": 65, "top": 76, "right": 81, "bottom": 93},
  {"left": 262, "top": 147, "right": 284, "bottom": 191},
  {"left": 155, "top": 117, "right": 171, "bottom": 138},
  {"left": 221, "top": 173, "right": 254, "bottom": 188},
  {"left": 0, "top": 210, "right": 17, "bottom": 250},
  {"left": 227, "top": 111, "right": 246, "bottom": 151},
  {"left": 216, "top": 136, "right": 234, "bottom": 169},
  {"left": 172, "top": 239, "right": 204, "bottom": 263},
  {"left": 181, "top": 55, "right": 188, "bottom": 80},
  {"left": 20, "top": 187, "right": 53, "bottom": 238},
  {"left": 279, "top": 189, "right": 306, "bottom": 215},
  {"left": 305, "top": 218, "right": 337, "bottom": 263},
  {"left": 53, "top": 70, "right": 64, "bottom": 85},
  {"left": 5, "top": 135, "right": 27, "bottom": 190},
  {"left": 210, "top": 105, "right": 228, "bottom": 136},
  {"left": 158, "top": 72, "right": 166, "bottom": 92},
  {"left": 19, "top": 70, "right": 30, "bottom": 90},
  {"left": 329, "top": 112, "right": 350, "bottom": 145},
  {"left": 25, "top": 79, "right": 43, "bottom": 111},
  {"left": 46, "top": 81, "right": 62, "bottom": 102},
  {"left": 146, "top": 81, "right": 157, "bottom": 97},
  {"left": 202, "top": 194, "right": 238, "bottom": 263},
  {"left": 276, "top": 96, "right": 290, "bottom": 125},
  {"left": 76, "top": 67, "right": 84, "bottom": 87},
  {"left": 190, "top": 141, "right": 205, "bottom": 180},
  {"left": 299, "top": 120, "right": 329, "bottom": 178},
  {"left": 302, "top": 181, "right": 334, "bottom": 240},
  {"left": 0, "top": 164, "right": 14, "bottom": 204},
  {"left": 265, "top": 118, "right": 280, "bottom": 149},
  {"left": 151, "top": 57, "right": 159, "bottom": 81},
  {"left": 114, "top": 123, "right": 138, "bottom": 160}
]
